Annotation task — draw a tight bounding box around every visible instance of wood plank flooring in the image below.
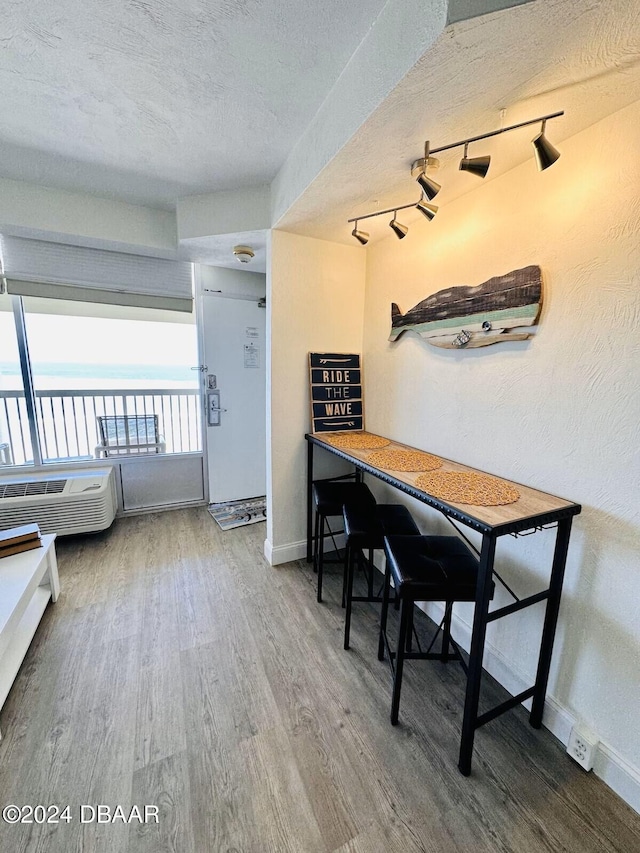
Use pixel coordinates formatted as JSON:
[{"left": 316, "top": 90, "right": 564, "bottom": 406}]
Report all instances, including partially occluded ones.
[{"left": 1, "top": 508, "right": 638, "bottom": 853}]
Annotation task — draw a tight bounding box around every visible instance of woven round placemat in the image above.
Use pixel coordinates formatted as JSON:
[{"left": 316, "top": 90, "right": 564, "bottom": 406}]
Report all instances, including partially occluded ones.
[
  {"left": 366, "top": 448, "right": 443, "bottom": 472},
  {"left": 415, "top": 471, "right": 520, "bottom": 506},
  {"left": 323, "top": 432, "right": 391, "bottom": 450}
]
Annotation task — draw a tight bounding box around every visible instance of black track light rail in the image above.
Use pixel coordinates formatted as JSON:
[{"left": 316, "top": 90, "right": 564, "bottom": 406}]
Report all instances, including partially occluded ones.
[
  {"left": 348, "top": 200, "right": 420, "bottom": 224},
  {"left": 347, "top": 110, "right": 564, "bottom": 234},
  {"left": 428, "top": 110, "right": 564, "bottom": 155}
]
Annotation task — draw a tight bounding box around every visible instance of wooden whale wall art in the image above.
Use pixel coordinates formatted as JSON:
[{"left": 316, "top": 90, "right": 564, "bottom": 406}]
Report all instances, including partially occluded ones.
[{"left": 389, "top": 265, "right": 543, "bottom": 349}]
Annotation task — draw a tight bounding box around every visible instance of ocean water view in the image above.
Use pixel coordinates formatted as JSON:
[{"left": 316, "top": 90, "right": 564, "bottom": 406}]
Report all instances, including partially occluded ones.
[
  {"left": 0, "top": 362, "right": 198, "bottom": 391},
  {"left": 0, "top": 362, "right": 202, "bottom": 464}
]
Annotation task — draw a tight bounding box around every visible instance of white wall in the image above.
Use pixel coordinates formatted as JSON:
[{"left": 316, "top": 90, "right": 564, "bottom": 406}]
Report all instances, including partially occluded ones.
[
  {"left": 177, "top": 186, "right": 271, "bottom": 240},
  {"left": 198, "top": 264, "right": 266, "bottom": 300},
  {"left": 0, "top": 177, "right": 176, "bottom": 256},
  {"left": 362, "top": 100, "right": 640, "bottom": 806},
  {"left": 265, "top": 230, "right": 366, "bottom": 564}
]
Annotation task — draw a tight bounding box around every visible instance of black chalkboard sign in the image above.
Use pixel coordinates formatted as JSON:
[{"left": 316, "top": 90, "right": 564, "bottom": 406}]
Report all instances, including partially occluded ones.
[{"left": 309, "top": 353, "right": 364, "bottom": 433}]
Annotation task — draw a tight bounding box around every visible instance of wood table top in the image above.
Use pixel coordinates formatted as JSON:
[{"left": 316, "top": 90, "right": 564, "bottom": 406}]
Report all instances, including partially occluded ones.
[{"left": 307, "top": 433, "right": 581, "bottom": 535}]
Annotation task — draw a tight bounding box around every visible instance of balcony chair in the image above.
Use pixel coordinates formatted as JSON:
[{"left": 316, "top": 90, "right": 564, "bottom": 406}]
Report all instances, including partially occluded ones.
[
  {"left": 0, "top": 442, "right": 13, "bottom": 465},
  {"left": 95, "top": 414, "right": 166, "bottom": 458}
]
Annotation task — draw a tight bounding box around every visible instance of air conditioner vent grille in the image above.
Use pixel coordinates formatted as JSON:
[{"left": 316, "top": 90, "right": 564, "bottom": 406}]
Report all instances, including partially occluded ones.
[{"left": 0, "top": 479, "right": 67, "bottom": 499}]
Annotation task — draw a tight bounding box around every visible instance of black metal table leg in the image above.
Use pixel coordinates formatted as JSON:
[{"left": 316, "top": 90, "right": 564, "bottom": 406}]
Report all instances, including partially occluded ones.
[
  {"left": 458, "top": 533, "right": 497, "bottom": 776},
  {"left": 306, "top": 440, "right": 314, "bottom": 563},
  {"left": 530, "top": 517, "right": 573, "bottom": 728}
]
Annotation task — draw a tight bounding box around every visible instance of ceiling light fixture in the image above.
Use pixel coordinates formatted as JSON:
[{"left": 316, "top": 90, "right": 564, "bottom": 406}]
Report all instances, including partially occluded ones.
[
  {"left": 413, "top": 142, "right": 441, "bottom": 199},
  {"left": 416, "top": 199, "right": 438, "bottom": 221},
  {"left": 233, "top": 245, "right": 255, "bottom": 264},
  {"left": 459, "top": 142, "right": 491, "bottom": 178},
  {"left": 347, "top": 110, "right": 563, "bottom": 241},
  {"left": 532, "top": 119, "right": 561, "bottom": 171},
  {"left": 348, "top": 201, "right": 423, "bottom": 245},
  {"left": 351, "top": 222, "right": 369, "bottom": 245},
  {"left": 389, "top": 212, "right": 408, "bottom": 239},
  {"left": 421, "top": 110, "right": 563, "bottom": 180}
]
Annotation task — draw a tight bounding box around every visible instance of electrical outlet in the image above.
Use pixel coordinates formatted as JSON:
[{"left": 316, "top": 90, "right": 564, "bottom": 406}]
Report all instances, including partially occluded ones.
[{"left": 567, "top": 725, "right": 598, "bottom": 771}]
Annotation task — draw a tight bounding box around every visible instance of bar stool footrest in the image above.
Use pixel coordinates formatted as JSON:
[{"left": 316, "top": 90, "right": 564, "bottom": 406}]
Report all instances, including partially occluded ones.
[{"left": 475, "top": 686, "right": 536, "bottom": 729}]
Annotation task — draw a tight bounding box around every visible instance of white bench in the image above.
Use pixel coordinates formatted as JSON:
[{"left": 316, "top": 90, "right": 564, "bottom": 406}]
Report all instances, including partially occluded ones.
[{"left": 0, "top": 534, "right": 59, "bottom": 739}]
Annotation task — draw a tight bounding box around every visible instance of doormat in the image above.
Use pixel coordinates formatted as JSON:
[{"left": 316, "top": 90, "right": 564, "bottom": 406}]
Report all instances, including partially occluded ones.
[{"left": 208, "top": 497, "right": 266, "bottom": 530}]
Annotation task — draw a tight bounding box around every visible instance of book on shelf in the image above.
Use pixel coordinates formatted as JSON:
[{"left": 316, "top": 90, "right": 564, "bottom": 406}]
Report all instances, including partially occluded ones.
[
  {"left": 0, "top": 523, "right": 42, "bottom": 559},
  {"left": 0, "top": 522, "right": 41, "bottom": 547},
  {"left": 0, "top": 536, "right": 43, "bottom": 559}
]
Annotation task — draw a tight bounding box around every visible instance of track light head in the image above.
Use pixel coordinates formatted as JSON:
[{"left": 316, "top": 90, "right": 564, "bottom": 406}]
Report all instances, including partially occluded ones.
[
  {"left": 532, "top": 120, "right": 560, "bottom": 171},
  {"left": 413, "top": 141, "right": 441, "bottom": 200},
  {"left": 416, "top": 171, "right": 441, "bottom": 200},
  {"left": 389, "top": 213, "right": 408, "bottom": 239},
  {"left": 416, "top": 199, "right": 438, "bottom": 221},
  {"left": 459, "top": 143, "right": 490, "bottom": 178},
  {"left": 351, "top": 222, "right": 369, "bottom": 245}
]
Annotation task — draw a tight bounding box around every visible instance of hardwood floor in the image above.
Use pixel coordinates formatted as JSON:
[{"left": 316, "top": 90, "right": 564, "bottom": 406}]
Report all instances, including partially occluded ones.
[{"left": 1, "top": 508, "right": 638, "bottom": 852}]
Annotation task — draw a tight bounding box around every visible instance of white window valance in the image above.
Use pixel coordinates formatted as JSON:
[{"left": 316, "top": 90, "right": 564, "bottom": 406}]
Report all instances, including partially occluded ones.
[{"left": 0, "top": 236, "right": 193, "bottom": 312}]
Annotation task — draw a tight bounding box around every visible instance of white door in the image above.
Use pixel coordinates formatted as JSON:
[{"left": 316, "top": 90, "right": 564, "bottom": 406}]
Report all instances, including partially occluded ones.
[{"left": 202, "top": 292, "right": 266, "bottom": 503}]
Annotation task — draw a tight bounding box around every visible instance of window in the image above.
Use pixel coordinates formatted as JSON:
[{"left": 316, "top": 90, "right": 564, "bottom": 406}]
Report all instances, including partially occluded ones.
[
  {"left": 0, "top": 295, "right": 201, "bottom": 466},
  {"left": 0, "top": 293, "right": 34, "bottom": 466}
]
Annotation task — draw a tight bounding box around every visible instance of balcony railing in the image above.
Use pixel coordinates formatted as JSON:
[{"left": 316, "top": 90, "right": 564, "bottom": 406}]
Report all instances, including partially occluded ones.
[{"left": 0, "top": 388, "right": 202, "bottom": 466}]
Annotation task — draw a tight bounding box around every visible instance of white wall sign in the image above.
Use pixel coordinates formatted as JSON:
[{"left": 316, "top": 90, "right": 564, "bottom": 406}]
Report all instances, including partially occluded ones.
[{"left": 244, "top": 343, "right": 259, "bottom": 368}]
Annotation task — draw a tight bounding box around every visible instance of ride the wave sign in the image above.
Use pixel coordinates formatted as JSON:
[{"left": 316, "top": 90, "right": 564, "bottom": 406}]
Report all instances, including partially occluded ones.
[{"left": 308, "top": 353, "right": 363, "bottom": 433}]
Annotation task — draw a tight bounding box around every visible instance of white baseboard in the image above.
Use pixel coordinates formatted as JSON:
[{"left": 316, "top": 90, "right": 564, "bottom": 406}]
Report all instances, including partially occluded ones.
[
  {"left": 264, "top": 538, "right": 305, "bottom": 565},
  {"left": 264, "top": 534, "right": 346, "bottom": 566},
  {"left": 420, "top": 599, "right": 640, "bottom": 815},
  {"left": 594, "top": 742, "right": 640, "bottom": 814}
]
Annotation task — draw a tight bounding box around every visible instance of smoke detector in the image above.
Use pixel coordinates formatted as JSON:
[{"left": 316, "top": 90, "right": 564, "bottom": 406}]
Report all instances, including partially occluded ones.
[{"left": 233, "top": 245, "right": 255, "bottom": 264}]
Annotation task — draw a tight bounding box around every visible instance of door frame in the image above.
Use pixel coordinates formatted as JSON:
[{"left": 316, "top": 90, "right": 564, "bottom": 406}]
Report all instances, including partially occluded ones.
[
  {"left": 194, "top": 265, "right": 211, "bottom": 504},
  {"left": 193, "top": 264, "right": 267, "bottom": 505}
]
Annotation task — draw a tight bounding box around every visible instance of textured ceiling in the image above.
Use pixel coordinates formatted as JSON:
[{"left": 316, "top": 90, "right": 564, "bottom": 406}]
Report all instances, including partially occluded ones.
[
  {"left": 2, "top": 0, "right": 639, "bottom": 257},
  {"left": 278, "top": 0, "right": 640, "bottom": 245},
  {"left": 0, "top": 0, "right": 388, "bottom": 207}
]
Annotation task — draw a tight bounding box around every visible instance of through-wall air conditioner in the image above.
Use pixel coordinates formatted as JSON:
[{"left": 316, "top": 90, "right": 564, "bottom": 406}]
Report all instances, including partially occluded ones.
[{"left": 0, "top": 468, "right": 117, "bottom": 536}]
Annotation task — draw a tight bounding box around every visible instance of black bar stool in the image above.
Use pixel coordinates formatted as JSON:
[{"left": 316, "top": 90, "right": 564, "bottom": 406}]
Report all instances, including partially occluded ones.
[
  {"left": 313, "top": 480, "right": 375, "bottom": 603},
  {"left": 379, "top": 534, "right": 494, "bottom": 725},
  {"left": 343, "top": 504, "right": 420, "bottom": 650}
]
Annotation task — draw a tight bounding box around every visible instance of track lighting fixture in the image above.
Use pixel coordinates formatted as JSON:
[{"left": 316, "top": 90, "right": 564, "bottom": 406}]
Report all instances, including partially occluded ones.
[
  {"left": 532, "top": 119, "right": 561, "bottom": 171},
  {"left": 416, "top": 199, "right": 438, "bottom": 221},
  {"left": 351, "top": 222, "right": 369, "bottom": 245},
  {"left": 459, "top": 142, "right": 491, "bottom": 178},
  {"left": 413, "top": 142, "right": 441, "bottom": 199},
  {"left": 389, "top": 213, "right": 408, "bottom": 239},
  {"left": 421, "top": 111, "right": 562, "bottom": 184},
  {"left": 348, "top": 200, "right": 424, "bottom": 244},
  {"left": 347, "top": 110, "right": 563, "bottom": 241}
]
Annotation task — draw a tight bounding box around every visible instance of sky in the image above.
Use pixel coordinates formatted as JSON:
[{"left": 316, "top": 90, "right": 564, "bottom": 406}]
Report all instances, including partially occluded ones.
[{"left": 0, "top": 312, "right": 198, "bottom": 367}]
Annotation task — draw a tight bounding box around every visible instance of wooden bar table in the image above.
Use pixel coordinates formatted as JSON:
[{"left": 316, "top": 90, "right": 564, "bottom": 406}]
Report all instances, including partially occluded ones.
[{"left": 305, "top": 432, "right": 581, "bottom": 776}]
